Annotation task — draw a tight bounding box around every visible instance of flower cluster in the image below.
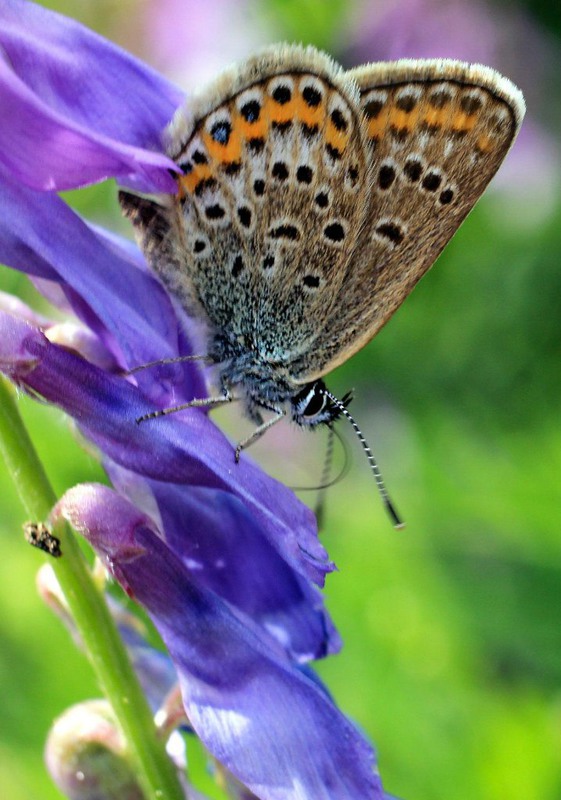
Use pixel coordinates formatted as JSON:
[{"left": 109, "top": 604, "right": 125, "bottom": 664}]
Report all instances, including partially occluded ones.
[{"left": 0, "top": 2, "right": 386, "bottom": 798}]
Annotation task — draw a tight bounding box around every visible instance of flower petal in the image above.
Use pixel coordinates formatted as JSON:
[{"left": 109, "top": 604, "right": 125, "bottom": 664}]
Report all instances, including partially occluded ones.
[
  {"left": 57, "top": 484, "right": 383, "bottom": 800},
  {"left": 0, "top": 171, "right": 207, "bottom": 403},
  {"left": 0, "top": 0, "right": 183, "bottom": 191},
  {"left": 108, "top": 464, "right": 341, "bottom": 661},
  {"left": 0, "top": 315, "right": 331, "bottom": 585}
]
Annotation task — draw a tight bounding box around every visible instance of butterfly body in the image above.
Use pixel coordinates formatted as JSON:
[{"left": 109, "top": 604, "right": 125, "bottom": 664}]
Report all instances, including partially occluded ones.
[
  {"left": 120, "top": 44, "right": 524, "bottom": 441},
  {"left": 203, "top": 329, "right": 339, "bottom": 429}
]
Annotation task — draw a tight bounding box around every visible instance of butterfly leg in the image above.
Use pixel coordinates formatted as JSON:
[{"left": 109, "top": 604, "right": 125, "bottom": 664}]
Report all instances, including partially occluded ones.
[
  {"left": 234, "top": 410, "right": 286, "bottom": 463},
  {"left": 124, "top": 354, "right": 213, "bottom": 376},
  {"left": 136, "top": 390, "right": 235, "bottom": 424}
]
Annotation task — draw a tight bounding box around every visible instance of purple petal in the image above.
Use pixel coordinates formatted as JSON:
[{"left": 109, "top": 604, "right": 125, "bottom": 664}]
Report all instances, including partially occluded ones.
[
  {"left": 111, "top": 601, "right": 179, "bottom": 713},
  {"left": 56, "top": 484, "right": 383, "bottom": 800},
  {"left": 108, "top": 463, "right": 341, "bottom": 661},
  {"left": 0, "top": 315, "right": 331, "bottom": 585},
  {"left": 0, "top": 171, "right": 206, "bottom": 403},
  {"left": 0, "top": 0, "right": 183, "bottom": 191}
]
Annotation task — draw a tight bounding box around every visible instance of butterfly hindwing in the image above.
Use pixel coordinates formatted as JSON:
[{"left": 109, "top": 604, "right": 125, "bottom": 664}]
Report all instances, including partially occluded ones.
[{"left": 288, "top": 59, "right": 525, "bottom": 382}]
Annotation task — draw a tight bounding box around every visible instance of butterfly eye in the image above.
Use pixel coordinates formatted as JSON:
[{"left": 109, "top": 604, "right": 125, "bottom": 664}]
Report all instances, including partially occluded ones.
[
  {"left": 302, "top": 388, "right": 327, "bottom": 418},
  {"left": 292, "top": 382, "right": 330, "bottom": 425}
]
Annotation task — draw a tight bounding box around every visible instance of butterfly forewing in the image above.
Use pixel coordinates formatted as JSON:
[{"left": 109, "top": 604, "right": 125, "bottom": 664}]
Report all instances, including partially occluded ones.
[
  {"left": 289, "top": 60, "right": 525, "bottom": 382},
  {"left": 161, "top": 46, "right": 371, "bottom": 364}
]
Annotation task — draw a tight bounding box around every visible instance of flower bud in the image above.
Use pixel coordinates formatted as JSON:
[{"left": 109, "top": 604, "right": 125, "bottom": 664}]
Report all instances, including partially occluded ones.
[{"left": 45, "top": 700, "right": 146, "bottom": 800}]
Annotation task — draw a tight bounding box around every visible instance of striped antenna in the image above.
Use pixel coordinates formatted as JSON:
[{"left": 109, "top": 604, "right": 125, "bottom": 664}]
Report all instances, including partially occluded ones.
[{"left": 323, "top": 389, "right": 405, "bottom": 530}]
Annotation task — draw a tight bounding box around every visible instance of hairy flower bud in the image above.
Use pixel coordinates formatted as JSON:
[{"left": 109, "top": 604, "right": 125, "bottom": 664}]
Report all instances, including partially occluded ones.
[{"left": 45, "top": 700, "right": 146, "bottom": 800}]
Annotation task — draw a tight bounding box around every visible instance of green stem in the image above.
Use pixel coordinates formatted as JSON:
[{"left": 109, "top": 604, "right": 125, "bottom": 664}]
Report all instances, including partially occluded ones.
[{"left": 0, "top": 378, "right": 185, "bottom": 800}]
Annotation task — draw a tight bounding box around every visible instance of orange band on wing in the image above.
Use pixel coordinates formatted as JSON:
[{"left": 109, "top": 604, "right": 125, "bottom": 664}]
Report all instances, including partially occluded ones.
[
  {"left": 476, "top": 133, "right": 493, "bottom": 153},
  {"left": 421, "top": 106, "right": 449, "bottom": 130},
  {"left": 267, "top": 95, "right": 295, "bottom": 124},
  {"left": 451, "top": 111, "right": 477, "bottom": 133},
  {"left": 179, "top": 163, "right": 213, "bottom": 194},
  {"left": 238, "top": 114, "right": 268, "bottom": 139},
  {"left": 367, "top": 110, "right": 390, "bottom": 139},
  {"left": 326, "top": 122, "right": 349, "bottom": 152},
  {"left": 295, "top": 95, "right": 324, "bottom": 127}
]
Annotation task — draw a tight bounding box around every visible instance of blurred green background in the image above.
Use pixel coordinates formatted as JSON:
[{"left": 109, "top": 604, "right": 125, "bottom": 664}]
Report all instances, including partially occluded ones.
[{"left": 1, "top": 1, "right": 560, "bottom": 799}]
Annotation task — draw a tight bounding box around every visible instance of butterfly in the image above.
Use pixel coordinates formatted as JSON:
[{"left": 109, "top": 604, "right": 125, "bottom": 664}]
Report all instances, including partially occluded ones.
[{"left": 119, "top": 44, "right": 524, "bottom": 524}]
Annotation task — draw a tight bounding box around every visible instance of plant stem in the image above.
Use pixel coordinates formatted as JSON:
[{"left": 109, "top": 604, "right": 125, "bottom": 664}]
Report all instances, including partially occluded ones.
[{"left": 0, "top": 377, "right": 185, "bottom": 800}]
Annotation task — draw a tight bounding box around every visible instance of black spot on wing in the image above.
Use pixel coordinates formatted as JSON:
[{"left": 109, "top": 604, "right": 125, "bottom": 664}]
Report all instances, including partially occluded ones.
[
  {"left": 269, "top": 223, "right": 300, "bottom": 241},
  {"left": 324, "top": 222, "right": 345, "bottom": 243}
]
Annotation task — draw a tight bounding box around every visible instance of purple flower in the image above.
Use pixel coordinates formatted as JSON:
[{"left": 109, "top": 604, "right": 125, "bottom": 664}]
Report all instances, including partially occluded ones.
[
  {"left": 0, "top": 2, "right": 386, "bottom": 797},
  {"left": 0, "top": 0, "right": 181, "bottom": 192},
  {"left": 55, "top": 484, "right": 383, "bottom": 799}
]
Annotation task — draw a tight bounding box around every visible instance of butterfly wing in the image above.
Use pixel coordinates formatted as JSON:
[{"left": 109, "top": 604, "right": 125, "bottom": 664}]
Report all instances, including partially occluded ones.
[
  {"left": 121, "top": 45, "right": 373, "bottom": 365},
  {"left": 288, "top": 59, "right": 525, "bottom": 383}
]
